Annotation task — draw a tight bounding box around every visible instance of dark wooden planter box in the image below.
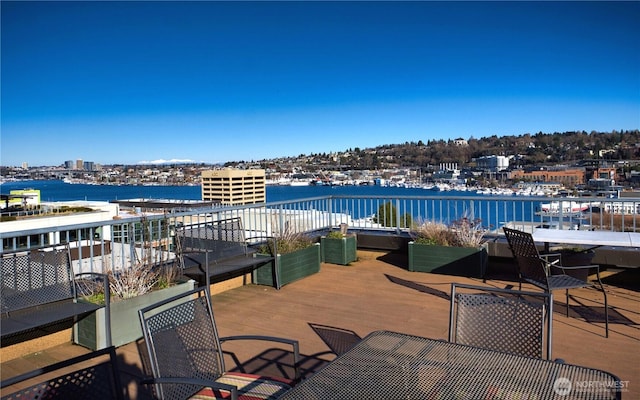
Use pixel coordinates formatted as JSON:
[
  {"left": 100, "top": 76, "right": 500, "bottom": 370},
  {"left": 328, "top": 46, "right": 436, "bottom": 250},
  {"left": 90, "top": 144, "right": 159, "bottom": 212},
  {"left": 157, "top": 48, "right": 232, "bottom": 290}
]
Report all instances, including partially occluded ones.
[
  {"left": 73, "top": 279, "right": 195, "bottom": 350},
  {"left": 356, "top": 231, "right": 411, "bottom": 251},
  {"left": 321, "top": 235, "right": 357, "bottom": 265},
  {"left": 550, "top": 250, "right": 595, "bottom": 281},
  {"left": 254, "top": 243, "right": 321, "bottom": 288},
  {"left": 408, "top": 242, "right": 487, "bottom": 279}
]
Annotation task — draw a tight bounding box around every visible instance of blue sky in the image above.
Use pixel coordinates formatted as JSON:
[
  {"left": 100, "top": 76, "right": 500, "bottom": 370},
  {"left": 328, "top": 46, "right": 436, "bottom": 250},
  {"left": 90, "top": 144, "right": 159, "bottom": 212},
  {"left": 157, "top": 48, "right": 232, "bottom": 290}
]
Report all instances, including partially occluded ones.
[{"left": 1, "top": 1, "right": 639, "bottom": 167}]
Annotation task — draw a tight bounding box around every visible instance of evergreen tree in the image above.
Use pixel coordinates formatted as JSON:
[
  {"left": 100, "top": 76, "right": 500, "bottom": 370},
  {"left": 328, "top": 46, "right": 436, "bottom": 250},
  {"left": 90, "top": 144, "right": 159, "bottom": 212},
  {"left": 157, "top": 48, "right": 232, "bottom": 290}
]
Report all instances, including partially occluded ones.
[{"left": 373, "top": 202, "right": 413, "bottom": 228}]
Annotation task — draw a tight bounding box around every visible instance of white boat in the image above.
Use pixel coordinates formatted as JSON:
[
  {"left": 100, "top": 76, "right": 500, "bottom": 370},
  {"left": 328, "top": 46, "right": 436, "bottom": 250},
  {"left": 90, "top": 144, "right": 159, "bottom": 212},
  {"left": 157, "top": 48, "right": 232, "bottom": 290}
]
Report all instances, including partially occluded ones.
[
  {"left": 540, "top": 201, "right": 590, "bottom": 213},
  {"left": 265, "top": 178, "right": 290, "bottom": 186},
  {"left": 289, "top": 179, "right": 311, "bottom": 186}
]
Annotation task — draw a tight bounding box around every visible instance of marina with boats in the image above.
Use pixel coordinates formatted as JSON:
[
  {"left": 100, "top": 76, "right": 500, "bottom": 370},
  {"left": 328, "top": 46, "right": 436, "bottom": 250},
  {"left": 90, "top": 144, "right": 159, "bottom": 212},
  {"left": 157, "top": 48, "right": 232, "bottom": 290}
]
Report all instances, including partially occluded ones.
[{"left": 3, "top": 179, "right": 639, "bottom": 244}]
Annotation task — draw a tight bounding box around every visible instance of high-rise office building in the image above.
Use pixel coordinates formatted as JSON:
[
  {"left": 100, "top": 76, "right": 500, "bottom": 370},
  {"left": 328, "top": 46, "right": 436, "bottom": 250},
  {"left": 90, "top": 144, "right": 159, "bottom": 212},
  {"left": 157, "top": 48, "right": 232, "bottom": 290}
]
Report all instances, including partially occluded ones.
[{"left": 201, "top": 168, "right": 266, "bottom": 205}]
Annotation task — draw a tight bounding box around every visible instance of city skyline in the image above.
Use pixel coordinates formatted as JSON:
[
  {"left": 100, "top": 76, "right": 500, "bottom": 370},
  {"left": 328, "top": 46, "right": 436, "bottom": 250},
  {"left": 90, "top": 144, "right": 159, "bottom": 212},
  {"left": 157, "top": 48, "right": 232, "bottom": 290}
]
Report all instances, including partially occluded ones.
[{"left": 2, "top": 1, "right": 639, "bottom": 167}]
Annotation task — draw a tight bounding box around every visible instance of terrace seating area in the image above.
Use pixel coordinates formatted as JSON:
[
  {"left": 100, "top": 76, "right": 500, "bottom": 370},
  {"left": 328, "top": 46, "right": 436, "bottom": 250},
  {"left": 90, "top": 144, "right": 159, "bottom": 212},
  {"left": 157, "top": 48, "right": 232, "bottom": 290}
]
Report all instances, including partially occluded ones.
[{"left": 1, "top": 249, "right": 638, "bottom": 399}]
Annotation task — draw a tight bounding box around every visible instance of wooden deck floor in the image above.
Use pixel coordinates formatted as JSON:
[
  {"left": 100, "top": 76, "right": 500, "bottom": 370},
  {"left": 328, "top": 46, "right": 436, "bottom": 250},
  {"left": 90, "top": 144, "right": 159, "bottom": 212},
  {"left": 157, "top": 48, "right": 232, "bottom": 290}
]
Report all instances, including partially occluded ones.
[{"left": 2, "top": 250, "right": 639, "bottom": 399}]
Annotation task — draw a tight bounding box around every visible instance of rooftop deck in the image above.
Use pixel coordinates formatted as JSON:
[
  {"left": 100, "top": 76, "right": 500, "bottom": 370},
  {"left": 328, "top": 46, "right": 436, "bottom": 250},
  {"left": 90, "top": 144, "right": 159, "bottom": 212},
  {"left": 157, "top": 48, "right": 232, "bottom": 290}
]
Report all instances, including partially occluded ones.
[{"left": 2, "top": 250, "right": 639, "bottom": 398}]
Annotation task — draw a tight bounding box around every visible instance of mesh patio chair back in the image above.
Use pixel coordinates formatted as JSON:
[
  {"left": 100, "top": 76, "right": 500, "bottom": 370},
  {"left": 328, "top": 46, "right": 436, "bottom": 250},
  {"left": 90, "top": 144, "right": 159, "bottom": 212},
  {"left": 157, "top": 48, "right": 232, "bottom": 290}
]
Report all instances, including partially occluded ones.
[
  {"left": 1, "top": 247, "right": 75, "bottom": 313},
  {"left": 139, "top": 286, "right": 299, "bottom": 400},
  {"left": 449, "top": 283, "right": 553, "bottom": 359},
  {"left": 177, "top": 218, "right": 248, "bottom": 257},
  {"left": 503, "top": 227, "right": 609, "bottom": 338},
  {"left": 139, "top": 288, "right": 225, "bottom": 399},
  {"left": 1, "top": 346, "right": 123, "bottom": 400},
  {"left": 502, "top": 227, "right": 549, "bottom": 285}
]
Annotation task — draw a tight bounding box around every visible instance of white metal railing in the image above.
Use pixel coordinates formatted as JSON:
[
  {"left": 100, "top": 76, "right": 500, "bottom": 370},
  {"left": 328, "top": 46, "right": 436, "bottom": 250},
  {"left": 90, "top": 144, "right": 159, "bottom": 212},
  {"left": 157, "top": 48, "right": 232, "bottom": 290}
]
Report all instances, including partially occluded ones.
[{"left": 2, "top": 195, "right": 638, "bottom": 273}]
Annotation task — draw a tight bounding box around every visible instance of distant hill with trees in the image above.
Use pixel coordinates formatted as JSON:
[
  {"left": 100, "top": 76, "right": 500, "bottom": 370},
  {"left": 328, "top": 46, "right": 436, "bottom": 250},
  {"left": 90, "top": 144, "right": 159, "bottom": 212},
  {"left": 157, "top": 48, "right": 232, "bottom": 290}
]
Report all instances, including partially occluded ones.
[{"left": 245, "top": 130, "right": 638, "bottom": 171}]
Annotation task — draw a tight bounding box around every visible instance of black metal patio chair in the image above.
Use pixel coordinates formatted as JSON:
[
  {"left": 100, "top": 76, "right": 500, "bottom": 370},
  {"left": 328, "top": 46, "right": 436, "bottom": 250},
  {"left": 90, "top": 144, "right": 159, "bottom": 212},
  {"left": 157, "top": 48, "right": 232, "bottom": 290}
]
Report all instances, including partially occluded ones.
[
  {"left": 138, "top": 286, "right": 300, "bottom": 400},
  {"left": 503, "top": 227, "right": 609, "bottom": 338},
  {"left": 0, "top": 346, "right": 123, "bottom": 400},
  {"left": 449, "top": 283, "right": 553, "bottom": 359}
]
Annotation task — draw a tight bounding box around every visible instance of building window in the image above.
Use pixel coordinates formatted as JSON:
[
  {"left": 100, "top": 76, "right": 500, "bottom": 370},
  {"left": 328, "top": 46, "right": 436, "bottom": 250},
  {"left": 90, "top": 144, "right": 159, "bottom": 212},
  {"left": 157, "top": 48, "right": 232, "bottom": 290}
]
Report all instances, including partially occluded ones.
[
  {"left": 60, "top": 228, "right": 92, "bottom": 244},
  {"left": 2, "top": 234, "right": 50, "bottom": 252}
]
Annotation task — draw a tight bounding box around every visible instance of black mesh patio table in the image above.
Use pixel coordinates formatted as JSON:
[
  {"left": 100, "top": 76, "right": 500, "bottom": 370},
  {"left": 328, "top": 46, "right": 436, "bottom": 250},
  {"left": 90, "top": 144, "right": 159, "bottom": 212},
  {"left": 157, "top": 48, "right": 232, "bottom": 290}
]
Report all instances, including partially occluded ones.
[{"left": 280, "top": 330, "right": 622, "bottom": 400}]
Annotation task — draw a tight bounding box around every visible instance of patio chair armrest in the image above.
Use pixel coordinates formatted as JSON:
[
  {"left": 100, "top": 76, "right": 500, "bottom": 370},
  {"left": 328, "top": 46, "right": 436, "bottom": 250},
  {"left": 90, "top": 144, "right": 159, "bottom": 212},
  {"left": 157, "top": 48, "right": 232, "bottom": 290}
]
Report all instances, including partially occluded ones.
[
  {"left": 541, "top": 252, "right": 561, "bottom": 258},
  {"left": 220, "top": 335, "right": 300, "bottom": 381},
  {"left": 246, "top": 235, "right": 275, "bottom": 242},
  {"left": 555, "top": 264, "right": 598, "bottom": 271},
  {"left": 141, "top": 377, "right": 239, "bottom": 400},
  {"left": 74, "top": 271, "right": 108, "bottom": 279},
  {"left": 74, "top": 271, "right": 109, "bottom": 287},
  {"left": 540, "top": 253, "right": 561, "bottom": 265},
  {"left": 555, "top": 264, "right": 604, "bottom": 284},
  {"left": 219, "top": 334, "right": 299, "bottom": 349}
]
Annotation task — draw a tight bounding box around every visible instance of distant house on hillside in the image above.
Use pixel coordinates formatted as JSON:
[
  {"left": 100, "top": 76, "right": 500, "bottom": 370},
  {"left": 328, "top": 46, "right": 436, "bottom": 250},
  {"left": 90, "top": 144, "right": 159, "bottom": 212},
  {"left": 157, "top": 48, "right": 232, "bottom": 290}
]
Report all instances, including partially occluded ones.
[{"left": 453, "top": 138, "right": 468, "bottom": 146}]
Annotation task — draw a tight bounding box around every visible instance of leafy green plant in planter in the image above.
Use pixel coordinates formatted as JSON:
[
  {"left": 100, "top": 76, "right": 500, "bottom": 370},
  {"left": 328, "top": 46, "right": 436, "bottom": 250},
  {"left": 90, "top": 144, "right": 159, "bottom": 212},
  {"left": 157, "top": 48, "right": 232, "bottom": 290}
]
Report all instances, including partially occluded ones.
[
  {"left": 326, "top": 230, "right": 345, "bottom": 239},
  {"left": 261, "top": 229, "right": 315, "bottom": 255},
  {"left": 254, "top": 228, "right": 321, "bottom": 289},
  {"left": 411, "top": 221, "right": 456, "bottom": 246},
  {"left": 74, "top": 217, "right": 194, "bottom": 350},
  {"left": 321, "top": 229, "right": 357, "bottom": 266},
  {"left": 411, "top": 217, "right": 486, "bottom": 248},
  {"left": 408, "top": 216, "right": 488, "bottom": 278},
  {"left": 76, "top": 260, "right": 194, "bottom": 350},
  {"left": 107, "top": 216, "right": 186, "bottom": 299}
]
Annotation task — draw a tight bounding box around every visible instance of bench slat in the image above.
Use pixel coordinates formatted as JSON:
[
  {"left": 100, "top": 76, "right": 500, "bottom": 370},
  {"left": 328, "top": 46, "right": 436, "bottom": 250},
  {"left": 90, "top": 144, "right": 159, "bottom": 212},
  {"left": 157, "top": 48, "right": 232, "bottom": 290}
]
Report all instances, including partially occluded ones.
[
  {"left": 1, "top": 300, "right": 102, "bottom": 338},
  {"left": 181, "top": 252, "right": 274, "bottom": 284}
]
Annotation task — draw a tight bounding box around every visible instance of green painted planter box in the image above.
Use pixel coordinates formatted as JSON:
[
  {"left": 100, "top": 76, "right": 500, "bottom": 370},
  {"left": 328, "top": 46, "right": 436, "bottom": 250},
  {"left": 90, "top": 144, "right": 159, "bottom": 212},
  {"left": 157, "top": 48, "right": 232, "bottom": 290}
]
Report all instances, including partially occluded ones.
[
  {"left": 321, "top": 235, "right": 357, "bottom": 265},
  {"left": 73, "top": 279, "right": 195, "bottom": 350},
  {"left": 408, "top": 242, "right": 487, "bottom": 279},
  {"left": 254, "top": 243, "right": 321, "bottom": 288}
]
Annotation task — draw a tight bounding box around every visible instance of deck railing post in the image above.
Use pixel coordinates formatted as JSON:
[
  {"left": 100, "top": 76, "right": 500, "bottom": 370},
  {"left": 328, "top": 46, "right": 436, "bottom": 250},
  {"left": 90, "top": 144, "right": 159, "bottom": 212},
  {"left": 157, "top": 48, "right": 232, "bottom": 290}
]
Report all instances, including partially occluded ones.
[
  {"left": 327, "top": 197, "right": 333, "bottom": 230},
  {"left": 395, "top": 198, "right": 401, "bottom": 234}
]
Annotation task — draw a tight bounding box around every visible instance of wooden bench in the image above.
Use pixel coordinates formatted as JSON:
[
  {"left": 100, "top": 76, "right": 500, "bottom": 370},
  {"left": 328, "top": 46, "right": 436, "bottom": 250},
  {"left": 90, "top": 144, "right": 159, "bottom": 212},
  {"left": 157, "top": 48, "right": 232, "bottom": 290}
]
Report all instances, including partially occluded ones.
[
  {"left": 1, "top": 246, "right": 111, "bottom": 347},
  {"left": 176, "top": 217, "right": 279, "bottom": 288},
  {"left": 1, "top": 346, "right": 124, "bottom": 399}
]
